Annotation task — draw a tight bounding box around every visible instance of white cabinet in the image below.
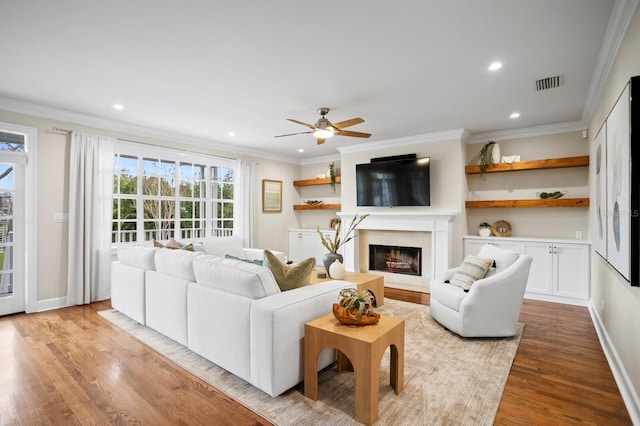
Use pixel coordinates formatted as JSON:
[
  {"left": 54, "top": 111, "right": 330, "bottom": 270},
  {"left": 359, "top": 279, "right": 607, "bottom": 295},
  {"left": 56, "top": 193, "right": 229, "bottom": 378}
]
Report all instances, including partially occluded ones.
[
  {"left": 288, "top": 229, "right": 333, "bottom": 266},
  {"left": 463, "top": 236, "right": 590, "bottom": 305}
]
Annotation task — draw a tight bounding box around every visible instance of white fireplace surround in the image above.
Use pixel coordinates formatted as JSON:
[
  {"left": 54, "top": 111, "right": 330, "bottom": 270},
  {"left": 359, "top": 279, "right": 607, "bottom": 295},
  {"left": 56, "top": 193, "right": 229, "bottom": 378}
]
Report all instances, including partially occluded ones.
[{"left": 337, "top": 211, "right": 458, "bottom": 284}]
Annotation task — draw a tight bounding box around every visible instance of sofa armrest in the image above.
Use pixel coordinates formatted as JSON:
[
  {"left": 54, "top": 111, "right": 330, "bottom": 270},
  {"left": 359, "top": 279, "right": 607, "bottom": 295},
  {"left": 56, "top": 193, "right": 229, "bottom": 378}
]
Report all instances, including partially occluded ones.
[
  {"left": 249, "top": 280, "right": 356, "bottom": 397},
  {"left": 243, "top": 247, "right": 285, "bottom": 261}
]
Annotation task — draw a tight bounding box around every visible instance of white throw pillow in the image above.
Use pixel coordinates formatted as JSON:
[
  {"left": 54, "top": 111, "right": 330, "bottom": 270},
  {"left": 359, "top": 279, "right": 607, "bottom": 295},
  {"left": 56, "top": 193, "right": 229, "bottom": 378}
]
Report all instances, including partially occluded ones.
[{"left": 449, "top": 255, "right": 494, "bottom": 291}]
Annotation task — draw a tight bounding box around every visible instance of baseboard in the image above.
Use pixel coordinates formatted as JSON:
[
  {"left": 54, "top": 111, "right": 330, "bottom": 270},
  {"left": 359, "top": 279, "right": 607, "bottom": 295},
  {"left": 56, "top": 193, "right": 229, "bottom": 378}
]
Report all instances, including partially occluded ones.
[
  {"left": 589, "top": 302, "right": 640, "bottom": 425},
  {"left": 37, "top": 297, "right": 71, "bottom": 312},
  {"left": 524, "top": 292, "right": 588, "bottom": 307}
]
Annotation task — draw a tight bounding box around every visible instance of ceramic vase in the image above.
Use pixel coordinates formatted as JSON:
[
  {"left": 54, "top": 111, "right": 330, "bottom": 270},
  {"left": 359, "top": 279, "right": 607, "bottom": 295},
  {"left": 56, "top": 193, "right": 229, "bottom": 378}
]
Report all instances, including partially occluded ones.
[
  {"left": 479, "top": 226, "right": 492, "bottom": 237},
  {"left": 491, "top": 142, "right": 501, "bottom": 164},
  {"left": 329, "top": 259, "right": 346, "bottom": 279},
  {"left": 323, "top": 252, "right": 343, "bottom": 276}
]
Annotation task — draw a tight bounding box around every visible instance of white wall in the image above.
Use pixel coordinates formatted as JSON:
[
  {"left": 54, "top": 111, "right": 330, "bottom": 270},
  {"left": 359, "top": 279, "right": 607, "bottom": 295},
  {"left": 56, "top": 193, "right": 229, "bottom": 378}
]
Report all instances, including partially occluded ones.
[{"left": 587, "top": 6, "right": 640, "bottom": 414}]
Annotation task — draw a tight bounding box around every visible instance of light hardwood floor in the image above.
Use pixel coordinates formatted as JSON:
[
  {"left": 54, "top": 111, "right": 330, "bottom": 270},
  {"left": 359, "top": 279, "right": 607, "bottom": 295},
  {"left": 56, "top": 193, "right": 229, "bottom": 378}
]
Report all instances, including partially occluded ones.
[{"left": 0, "top": 290, "right": 632, "bottom": 425}]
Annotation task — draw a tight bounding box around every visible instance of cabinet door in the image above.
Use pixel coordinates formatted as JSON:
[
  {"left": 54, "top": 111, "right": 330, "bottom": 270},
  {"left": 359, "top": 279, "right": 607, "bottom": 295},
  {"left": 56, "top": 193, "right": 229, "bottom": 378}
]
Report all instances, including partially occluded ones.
[
  {"left": 288, "top": 231, "right": 305, "bottom": 263},
  {"left": 522, "top": 242, "right": 554, "bottom": 294},
  {"left": 464, "top": 239, "right": 486, "bottom": 256},
  {"left": 553, "top": 243, "right": 590, "bottom": 300}
]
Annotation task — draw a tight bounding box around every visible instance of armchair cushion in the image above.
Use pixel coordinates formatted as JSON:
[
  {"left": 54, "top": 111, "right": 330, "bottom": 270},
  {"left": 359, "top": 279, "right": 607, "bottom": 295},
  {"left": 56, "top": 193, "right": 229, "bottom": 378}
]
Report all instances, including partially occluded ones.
[
  {"left": 264, "top": 250, "right": 315, "bottom": 291},
  {"left": 449, "top": 255, "right": 494, "bottom": 290},
  {"left": 478, "top": 244, "right": 519, "bottom": 273}
]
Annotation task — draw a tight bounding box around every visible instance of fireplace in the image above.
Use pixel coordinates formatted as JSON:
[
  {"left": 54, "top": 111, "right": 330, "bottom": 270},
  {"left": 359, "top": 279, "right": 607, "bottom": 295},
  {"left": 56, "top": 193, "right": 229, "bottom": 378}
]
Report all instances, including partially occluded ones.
[{"left": 369, "top": 244, "right": 422, "bottom": 276}]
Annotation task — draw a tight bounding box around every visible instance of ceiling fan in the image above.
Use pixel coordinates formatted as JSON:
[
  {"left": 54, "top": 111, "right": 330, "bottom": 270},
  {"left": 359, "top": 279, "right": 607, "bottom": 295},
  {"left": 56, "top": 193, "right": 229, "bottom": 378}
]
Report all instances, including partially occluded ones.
[{"left": 274, "top": 107, "right": 371, "bottom": 145}]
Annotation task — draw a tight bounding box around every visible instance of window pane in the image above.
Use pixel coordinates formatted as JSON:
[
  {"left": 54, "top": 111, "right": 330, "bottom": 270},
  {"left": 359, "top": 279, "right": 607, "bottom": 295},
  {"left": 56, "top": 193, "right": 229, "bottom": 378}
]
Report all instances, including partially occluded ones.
[
  {"left": 180, "top": 179, "right": 193, "bottom": 197},
  {"left": 0, "top": 132, "right": 25, "bottom": 153},
  {"left": 180, "top": 201, "right": 192, "bottom": 219},
  {"left": 222, "top": 183, "right": 233, "bottom": 200},
  {"left": 143, "top": 176, "right": 158, "bottom": 196},
  {"left": 144, "top": 199, "right": 159, "bottom": 219},
  {"left": 180, "top": 163, "right": 193, "bottom": 179},
  {"left": 143, "top": 158, "right": 159, "bottom": 175},
  {"left": 0, "top": 164, "right": 15, "bottom": 191},
  {"left": 118, "top": 156, "right": 138, "bottom": 195},
  {"left": 160, "top": 176, "right": 175, "bottom": 196},
  {"left": 160, "top": 200, "right": 175, "bottom": 219},
  {"left": 120, "top": 198, "right": 136, "bottom": 220},
  {"left": 0, "top": 192, "right": 14, "bottom": 216}
]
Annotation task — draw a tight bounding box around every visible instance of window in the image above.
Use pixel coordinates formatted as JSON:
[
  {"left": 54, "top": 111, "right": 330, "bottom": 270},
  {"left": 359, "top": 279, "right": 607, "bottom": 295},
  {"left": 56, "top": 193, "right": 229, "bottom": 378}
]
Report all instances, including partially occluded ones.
[{"left": 112, "top": 142, "right": 235, "bottom": 244}]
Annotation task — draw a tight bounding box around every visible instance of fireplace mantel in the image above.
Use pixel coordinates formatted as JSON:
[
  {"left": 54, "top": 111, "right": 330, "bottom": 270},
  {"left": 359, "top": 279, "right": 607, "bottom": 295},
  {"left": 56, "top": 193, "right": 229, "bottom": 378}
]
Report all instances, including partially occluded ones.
[{"left": 337, "top": 211, "right": 458, "bottom": 286}]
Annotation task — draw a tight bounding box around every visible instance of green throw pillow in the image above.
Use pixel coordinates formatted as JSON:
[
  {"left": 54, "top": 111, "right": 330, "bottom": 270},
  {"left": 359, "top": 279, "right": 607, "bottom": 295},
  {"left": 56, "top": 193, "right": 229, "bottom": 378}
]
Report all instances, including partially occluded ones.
[
  {"left": 264, "top": 250, "right": 315, "bottom": 291},
  {"left": 224, "top": 253, "right": 264, "bottom": 266}
]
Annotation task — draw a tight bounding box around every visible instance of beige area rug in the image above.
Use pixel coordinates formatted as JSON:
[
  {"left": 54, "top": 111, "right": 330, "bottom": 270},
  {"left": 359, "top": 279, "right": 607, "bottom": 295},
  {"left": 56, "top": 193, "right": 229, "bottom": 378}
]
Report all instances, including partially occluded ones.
[{"left": 99, "top": 300, "right": 523, "bottom": 425}]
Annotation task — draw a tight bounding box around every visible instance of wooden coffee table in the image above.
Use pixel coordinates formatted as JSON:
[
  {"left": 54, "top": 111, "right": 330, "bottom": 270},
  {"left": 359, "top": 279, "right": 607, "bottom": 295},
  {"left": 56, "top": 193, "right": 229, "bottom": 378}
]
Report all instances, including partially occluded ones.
[
  {"left": 310, "top": 271, "right": 384, "bottom": 307},
  {"left": 304, "top": 312, "right": 404, "bottom": 425}
]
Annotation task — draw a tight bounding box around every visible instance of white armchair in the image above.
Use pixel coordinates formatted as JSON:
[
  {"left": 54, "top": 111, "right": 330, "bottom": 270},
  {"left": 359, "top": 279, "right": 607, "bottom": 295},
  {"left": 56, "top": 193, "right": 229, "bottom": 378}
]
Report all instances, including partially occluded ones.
[{"left": 430, "top": 244, "right": 533, "bottom": 337}]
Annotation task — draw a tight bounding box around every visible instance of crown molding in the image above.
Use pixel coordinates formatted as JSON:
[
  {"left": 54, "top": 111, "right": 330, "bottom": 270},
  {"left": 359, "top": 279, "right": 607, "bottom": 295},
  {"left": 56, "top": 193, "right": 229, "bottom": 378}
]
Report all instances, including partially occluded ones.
[
  {"left": 299, "top": 153, "right": 341, "bottom": 166},
  {"left": 582, "top": 0, "right": 640, "bottom": 124},
  {"left": 0, "top": 96, "right": 302, "bottom": 165},
  {"left": 466, "top": 121, "right": 586, "bottom": 144}
]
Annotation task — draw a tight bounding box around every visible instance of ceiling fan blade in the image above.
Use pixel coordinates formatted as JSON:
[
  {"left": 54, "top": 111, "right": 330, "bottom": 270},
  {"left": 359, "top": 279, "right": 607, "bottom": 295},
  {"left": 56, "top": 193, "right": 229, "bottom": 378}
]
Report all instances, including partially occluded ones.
[
  {"left": 274, "top": 131, "right": 313, "bottom": 138},
  {"left": 332, "top": 117, "right": 364, "bottom": 129},
  {"left": 287, "top": 119, "right": 316, "bottom": 129},
  {"left": 316, "top": 138, "right": 326, "bottom": 145},
  {"left": 336, "top": 130, "right": 371, "bottom": 138}
]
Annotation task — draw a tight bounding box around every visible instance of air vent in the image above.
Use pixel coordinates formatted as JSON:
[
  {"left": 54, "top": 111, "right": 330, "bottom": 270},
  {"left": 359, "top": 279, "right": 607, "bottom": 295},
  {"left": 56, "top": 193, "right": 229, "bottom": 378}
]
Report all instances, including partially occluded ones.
[{"left": 535, "top": 75, "right": 562, "bottom": 91}]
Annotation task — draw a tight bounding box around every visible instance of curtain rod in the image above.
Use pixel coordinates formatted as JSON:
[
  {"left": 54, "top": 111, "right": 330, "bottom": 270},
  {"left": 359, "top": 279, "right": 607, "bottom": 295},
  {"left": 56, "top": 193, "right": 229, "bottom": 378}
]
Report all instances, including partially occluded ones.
[{"left": 50, "top": 128, "right": 244, "bottom": 163}]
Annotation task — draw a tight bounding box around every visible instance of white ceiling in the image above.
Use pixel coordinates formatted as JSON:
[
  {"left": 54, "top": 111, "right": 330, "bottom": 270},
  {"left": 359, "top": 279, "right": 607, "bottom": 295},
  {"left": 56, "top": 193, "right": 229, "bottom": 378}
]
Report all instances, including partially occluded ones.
[{"left": 0, "top": 0, "right": 619, "bottom": 163}]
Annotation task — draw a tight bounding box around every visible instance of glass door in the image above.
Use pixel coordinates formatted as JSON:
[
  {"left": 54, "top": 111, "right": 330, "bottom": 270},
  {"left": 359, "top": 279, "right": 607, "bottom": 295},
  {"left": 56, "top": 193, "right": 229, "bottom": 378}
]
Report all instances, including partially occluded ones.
[{"left": 0, "top": 130, "right": 26, "bottom": 316}]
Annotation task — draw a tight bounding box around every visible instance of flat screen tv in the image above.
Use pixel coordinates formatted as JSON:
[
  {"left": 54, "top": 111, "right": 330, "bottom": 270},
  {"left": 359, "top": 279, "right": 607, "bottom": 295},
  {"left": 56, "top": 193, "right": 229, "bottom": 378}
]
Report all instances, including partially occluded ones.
[{"left": 356, "top": 156, "right": 430, "bottom": 206}]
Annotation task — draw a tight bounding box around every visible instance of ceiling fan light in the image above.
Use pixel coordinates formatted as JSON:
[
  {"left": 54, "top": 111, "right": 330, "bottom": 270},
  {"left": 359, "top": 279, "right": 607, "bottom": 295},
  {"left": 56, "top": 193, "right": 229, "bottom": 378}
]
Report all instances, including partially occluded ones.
[{"left": 313, "top": 128, "right": 335, "bottom": 139}]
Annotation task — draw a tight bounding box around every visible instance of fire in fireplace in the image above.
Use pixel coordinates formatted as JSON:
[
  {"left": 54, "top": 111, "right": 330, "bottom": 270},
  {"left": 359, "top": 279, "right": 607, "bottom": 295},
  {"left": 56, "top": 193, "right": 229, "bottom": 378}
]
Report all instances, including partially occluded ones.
[{"left": 369, "top": 244, "right": 422, "bottom": 276}]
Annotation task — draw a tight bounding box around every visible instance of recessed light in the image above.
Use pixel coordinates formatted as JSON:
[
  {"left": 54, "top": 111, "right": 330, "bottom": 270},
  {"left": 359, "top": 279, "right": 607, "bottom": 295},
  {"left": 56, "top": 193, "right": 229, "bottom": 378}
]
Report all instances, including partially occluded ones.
[
  {"left": 113, "top": 104, "right": 124, "bottom": 110},
  {"left": 228, "top": 131, "right": 236, "bottom": 137},
  {"left": 488, "top": 62, "right": 503, "bottom": 71},
  {"left": 510, "top": 112, "right": 520, "bottom": 119},
  {"left": 298, "top": 148, "right": 305, "bottom": 153}
]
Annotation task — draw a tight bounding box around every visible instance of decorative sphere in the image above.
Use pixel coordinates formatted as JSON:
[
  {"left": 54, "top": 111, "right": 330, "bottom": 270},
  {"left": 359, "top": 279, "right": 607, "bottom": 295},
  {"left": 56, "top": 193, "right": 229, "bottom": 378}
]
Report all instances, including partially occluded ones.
[{"left": 329, "top": 259, "right": 346, "bottom": 279}]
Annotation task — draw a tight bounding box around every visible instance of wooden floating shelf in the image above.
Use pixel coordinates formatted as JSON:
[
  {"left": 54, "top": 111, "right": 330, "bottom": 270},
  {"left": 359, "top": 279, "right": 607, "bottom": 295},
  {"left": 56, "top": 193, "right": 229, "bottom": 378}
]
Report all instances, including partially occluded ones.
[
  {"left": 465, "top": 198, "right": 589, "bottom": 208},
  {"left": 293, "top": 203, "right": 342, "bottom": 210},
  {"left": 465, "top": 155, "right": 589, "bottom": 175},
  {"left": 293, "top": 176, "right": 341, "bottom": 186}
]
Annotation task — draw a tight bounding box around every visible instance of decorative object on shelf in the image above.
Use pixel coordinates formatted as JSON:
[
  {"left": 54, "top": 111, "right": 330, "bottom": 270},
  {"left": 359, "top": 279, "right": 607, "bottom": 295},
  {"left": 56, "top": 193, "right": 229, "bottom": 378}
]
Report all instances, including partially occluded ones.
[
  {"left": 262, "top": 179, "right": 282, "bottom": 212},
  {"left": 501, "top": 155, "right": 520, "bottom": 164},
  {"left": 332, "top": 288, "right": 380, "bottom": 326},
  {"left": 318, "top": 213, "right": 369, "bottom": 274},
  {"left": 478, "top": 222, "right": 492, "bottom": 237},
  {"left": 328, "top": 162, "right": 337, "bottom": 194},
  {"left": 492, "top": 220, "right": 512, "bottom": 237},
  {"left": 304, "top": 199, "right": 324, "bottom": 205},
  {"left": 478, "top": 141, "right": 497, "bottom": 179},
  {"left": 491, "top": 142, "right": 501, "bottom": 164},
  {"left": 328, "top": 259, "right": 346, "bottom": 279},
  {"left": 329, "top": 217, "right": 340, "bottom": 229},
  {"left": 537, "top": 191, "right": 566, "bottom": 199}
]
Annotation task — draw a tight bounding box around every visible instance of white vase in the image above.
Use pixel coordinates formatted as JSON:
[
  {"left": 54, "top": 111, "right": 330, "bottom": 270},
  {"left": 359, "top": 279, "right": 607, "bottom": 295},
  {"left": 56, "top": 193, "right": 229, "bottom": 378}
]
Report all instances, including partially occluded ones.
[
  {"left": 329, "top": 259, "right": 346, "bottom": 279},
  {"left": 491, "top": 143, "right": 501, "bottom": 164},
  {"left": 479, "top": 227, "right": 492, "bottom": 237}
]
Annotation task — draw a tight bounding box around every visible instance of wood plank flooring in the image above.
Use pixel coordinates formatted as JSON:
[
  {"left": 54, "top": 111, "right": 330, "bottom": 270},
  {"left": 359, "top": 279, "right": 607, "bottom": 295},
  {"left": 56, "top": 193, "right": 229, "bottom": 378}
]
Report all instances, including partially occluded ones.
[{"left": 0, "top": 290, "right": 632, "bottom": 425}]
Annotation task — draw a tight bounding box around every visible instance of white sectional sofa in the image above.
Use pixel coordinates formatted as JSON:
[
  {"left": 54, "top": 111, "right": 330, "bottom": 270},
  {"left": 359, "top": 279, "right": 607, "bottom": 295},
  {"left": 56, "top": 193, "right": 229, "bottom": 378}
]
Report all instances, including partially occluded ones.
[{"left": 110, "top": 240, "right": 353, "bottom": 397}]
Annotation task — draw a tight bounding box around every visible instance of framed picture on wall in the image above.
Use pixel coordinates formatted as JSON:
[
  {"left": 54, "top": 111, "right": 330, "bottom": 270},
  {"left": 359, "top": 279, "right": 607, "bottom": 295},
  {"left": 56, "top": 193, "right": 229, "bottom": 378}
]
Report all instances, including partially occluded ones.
[
  {"left": 593, "top": 123, "right": 607, "bottom": 259},
  {"left": 262, "top": 179, "right": 282, "bottom": 212}
]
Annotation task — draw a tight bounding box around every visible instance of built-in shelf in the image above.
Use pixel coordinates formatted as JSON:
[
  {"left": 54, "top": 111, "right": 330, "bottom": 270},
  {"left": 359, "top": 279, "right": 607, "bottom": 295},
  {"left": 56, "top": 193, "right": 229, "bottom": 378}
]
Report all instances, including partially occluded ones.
[
  {"left": 293, "top": 176, "right": 341, "bottom": 186},
  {"left": 466, "top": 198, "right": 589, "bottom": 208},
  {"left": 293, "top": 203, "right": 342, "bottom": 210},
  {"left": 465, "top": 155, "right": 589, "bottom": 175}
]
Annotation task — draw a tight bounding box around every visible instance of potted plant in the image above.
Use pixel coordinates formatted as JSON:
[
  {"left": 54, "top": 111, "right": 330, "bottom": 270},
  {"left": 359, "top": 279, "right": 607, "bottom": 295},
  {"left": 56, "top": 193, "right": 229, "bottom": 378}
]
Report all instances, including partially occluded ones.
[
  {"left": 478, "top": 141, "right": 496, "bottom": 179},
  {"left": 333, "top": 288, "right": 380, "bottom": 325},
  {"left": 317, "top": 213, "right": 369, "bottom": 275},
  {"left": 328, "top": 162, "right": 337, "bottom": 194},
  {"left": 479, "top": 222, "right": 492, "bottom": 236}
]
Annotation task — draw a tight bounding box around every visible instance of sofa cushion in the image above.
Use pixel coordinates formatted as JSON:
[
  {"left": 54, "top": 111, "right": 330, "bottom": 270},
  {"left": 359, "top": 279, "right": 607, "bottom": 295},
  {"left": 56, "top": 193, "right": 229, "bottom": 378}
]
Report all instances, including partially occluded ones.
[
  {"left": 477, "top": 244, "right": 519, "bottom": 273},
  {"left": 432, "top": 281, "right": 467, "bottom": 311},
  {"left": 199, "top": 236, "right": 246, "bottom": 258},
  {"left": 117, "top": 246, "right": 157, "bottom": 270},
  {"left": 154, "top": 248, "right": 203, "bottom": 281},
  {"left": 449, "top": 255, "right": 493, "bottom": 291},
  {"left": 193, "top": 256, "right": 281, "bottom": 299},
  {"left": 263, "top": 250, "right": 315, "bottom": 291}
]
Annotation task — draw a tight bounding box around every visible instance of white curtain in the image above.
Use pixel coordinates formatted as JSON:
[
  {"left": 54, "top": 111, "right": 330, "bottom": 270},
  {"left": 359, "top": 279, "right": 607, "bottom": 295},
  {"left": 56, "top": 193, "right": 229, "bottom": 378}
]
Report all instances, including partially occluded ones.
[
  {"left": 234, "top": 159, "right": 256, "bottom": 247},
  {"left": 67, "top": 132, "right": 115, "bottom": 304}
]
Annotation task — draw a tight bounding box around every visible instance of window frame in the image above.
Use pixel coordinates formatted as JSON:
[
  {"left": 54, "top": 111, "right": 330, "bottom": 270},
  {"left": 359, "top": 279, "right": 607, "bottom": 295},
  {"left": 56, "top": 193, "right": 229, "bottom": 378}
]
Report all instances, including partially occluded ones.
[{"left": 113, "top": 141, "right": 236, "bottom": 245}]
